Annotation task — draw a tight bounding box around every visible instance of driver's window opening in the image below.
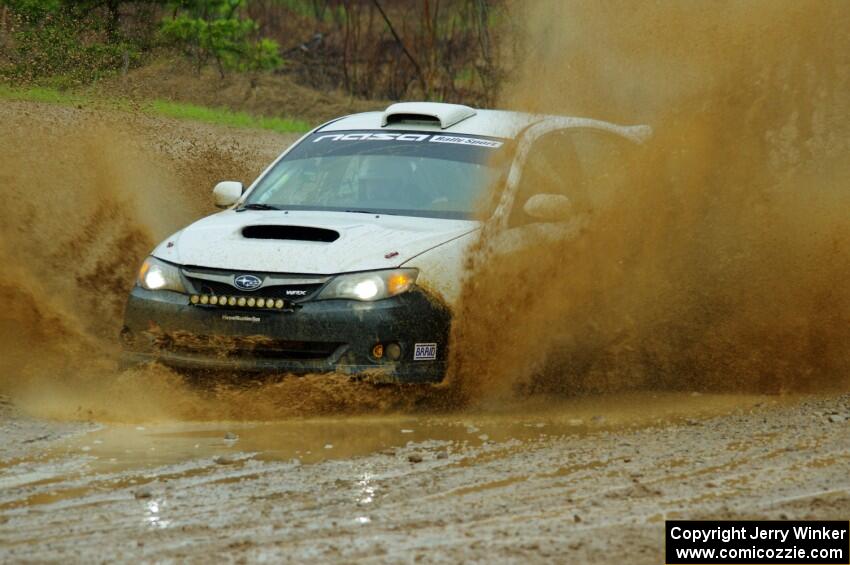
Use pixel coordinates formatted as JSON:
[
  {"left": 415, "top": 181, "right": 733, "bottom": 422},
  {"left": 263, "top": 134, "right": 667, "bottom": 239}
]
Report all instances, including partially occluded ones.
[{"left": 509, "top": 128, "right": 640, "bottom": 227}]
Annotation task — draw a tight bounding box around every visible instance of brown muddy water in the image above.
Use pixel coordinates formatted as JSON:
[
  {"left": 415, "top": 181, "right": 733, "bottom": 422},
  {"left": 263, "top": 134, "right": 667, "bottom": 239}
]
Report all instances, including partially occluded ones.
[
  {"left": 1, "top": 391, "right": 779, "bottom": 509},
  {"left": 449, "top": 0, "right": 850, "bottom": 401},
  {"left": 46, "top": 392, "right": 777, "bottom": 466}
]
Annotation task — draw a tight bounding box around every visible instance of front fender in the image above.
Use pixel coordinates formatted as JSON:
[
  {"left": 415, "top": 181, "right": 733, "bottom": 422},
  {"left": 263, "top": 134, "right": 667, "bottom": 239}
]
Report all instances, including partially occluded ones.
[{"left": 402, "top": 230, "right": 480, "bottom": 309}]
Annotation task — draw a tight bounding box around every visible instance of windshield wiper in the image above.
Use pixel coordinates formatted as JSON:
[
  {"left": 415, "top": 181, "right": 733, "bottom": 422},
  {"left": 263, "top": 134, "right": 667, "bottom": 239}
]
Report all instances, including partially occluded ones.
[
  {"left": 237, "top": 203, "right": 281, "bottom": 212},
  {"left": 343, "top": 209, "right": 404, "bottom": 216}
]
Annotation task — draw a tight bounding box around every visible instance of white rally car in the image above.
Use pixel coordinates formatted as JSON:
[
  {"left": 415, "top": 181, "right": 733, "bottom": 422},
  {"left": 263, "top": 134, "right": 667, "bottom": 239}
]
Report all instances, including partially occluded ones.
[{"left": 122, "top": 102, "right": 649, "bottom": 382}]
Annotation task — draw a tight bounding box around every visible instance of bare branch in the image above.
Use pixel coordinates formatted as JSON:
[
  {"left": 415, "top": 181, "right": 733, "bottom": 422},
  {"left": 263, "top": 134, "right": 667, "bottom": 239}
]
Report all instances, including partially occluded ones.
[{"left": 370, "top": 0, "right": 428, "bottom": 97}]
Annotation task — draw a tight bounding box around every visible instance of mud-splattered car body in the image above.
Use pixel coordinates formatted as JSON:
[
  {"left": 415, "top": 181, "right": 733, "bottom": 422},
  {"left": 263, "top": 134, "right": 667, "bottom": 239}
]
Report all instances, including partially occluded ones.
[{"left": 122, "top": 102, "right": 649, "bottom": 382}]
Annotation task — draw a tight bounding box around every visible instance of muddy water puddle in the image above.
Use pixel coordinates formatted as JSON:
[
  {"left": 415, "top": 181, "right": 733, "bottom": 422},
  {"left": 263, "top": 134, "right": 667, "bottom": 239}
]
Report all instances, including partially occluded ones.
[
  {"left": 1, "top": 392, "right": 787, "bottom": 509},
  {"left": 54, "top": 392, "right": 781, "bottom": 466}
]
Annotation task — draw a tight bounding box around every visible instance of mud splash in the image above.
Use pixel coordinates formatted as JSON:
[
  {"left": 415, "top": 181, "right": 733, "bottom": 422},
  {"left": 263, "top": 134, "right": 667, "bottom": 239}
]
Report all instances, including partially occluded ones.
[
  {"left": 0, "top": 101, "right": 270, "bottom": 344},
  {"left": 4, "top": 2, "right": 850, "bottom": 421},
  {"left": 0, "top": 105, "right": 175, "bottom": 395},
  {"left": 449, "top": 1, "right": 850, "bottom": 401},
  {"left": 0, "top": 103, "right": 292, "bottom": 418},
  {"left": 0, "top": 101, "right": 455, "bottom": 422}
]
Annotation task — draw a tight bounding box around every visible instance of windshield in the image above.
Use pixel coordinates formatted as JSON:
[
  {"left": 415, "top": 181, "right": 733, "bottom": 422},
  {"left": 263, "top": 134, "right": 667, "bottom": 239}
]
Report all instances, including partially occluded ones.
[{"left": 242, "top": 130, "right": 512, "bottom": 219}]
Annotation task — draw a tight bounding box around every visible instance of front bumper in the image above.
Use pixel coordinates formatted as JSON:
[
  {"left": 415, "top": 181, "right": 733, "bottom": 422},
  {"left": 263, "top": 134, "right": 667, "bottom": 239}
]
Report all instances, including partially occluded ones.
[{"left": 121, "top": 287, "right": 450, "bottom": 383}]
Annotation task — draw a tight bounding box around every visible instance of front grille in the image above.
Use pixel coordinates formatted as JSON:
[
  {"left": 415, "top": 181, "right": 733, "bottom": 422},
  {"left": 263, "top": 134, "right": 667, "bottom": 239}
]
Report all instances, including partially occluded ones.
[
  {"left": 181, "top": 267, "right": 329, "bottom": 302},
  {"left": 187, "top": 279, "right": 323, "bottom": 300},
  {"left": 151, "top": 332, "right": 343, "bottom": 361}
]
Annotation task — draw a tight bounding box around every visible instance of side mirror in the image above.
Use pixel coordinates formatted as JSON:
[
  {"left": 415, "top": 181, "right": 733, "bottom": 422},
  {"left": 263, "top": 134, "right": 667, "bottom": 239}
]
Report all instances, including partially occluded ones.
[
  {"left": 523, "top": 193, "right": 571, "bottom": 222},
  {"left": 213, "top": 181, "right": 244, "bottom": 208}
]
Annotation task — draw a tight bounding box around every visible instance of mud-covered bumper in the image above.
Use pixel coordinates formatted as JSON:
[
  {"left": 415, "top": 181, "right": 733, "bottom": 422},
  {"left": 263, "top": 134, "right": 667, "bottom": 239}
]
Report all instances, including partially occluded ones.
[{"left": 120, "top": 287, "right": 450, "bottom": 383}]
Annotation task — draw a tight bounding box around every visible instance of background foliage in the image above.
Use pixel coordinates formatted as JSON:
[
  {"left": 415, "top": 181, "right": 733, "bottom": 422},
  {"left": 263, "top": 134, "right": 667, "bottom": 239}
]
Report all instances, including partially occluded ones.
[{"left": 0, "top": 0, "right": 516, "bottom": 104}]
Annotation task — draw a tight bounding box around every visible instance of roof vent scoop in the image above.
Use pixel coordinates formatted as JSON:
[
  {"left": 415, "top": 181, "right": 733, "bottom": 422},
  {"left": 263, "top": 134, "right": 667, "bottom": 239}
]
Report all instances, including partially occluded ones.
[
  {"left": 242, "top": 225, "right": 339, "bottom": 242},
  {"left": 381, "top": 102, "right": 477, "bottom": 129}
]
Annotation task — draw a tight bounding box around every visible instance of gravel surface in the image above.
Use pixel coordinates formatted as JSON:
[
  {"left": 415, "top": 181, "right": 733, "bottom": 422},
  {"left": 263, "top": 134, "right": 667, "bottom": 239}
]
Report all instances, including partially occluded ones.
[{"left": 1, "top": 394, "right": 848, "bottom": 563}]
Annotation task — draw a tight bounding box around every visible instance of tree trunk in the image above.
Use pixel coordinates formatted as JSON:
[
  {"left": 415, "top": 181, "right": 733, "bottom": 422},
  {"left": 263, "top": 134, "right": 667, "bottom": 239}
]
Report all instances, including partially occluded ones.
[{"left": 106, "top": 0, "right": 121, "bottom": 41}]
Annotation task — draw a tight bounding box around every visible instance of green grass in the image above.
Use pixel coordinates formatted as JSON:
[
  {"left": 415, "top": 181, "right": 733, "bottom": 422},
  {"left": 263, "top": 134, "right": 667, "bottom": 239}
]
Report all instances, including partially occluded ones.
[
  {"left": 0, "top": 85, "right": 311, "bottom": 134},
  {"left": 0, "top": 84, "right": 86, "bottom": 105},
  {"left": 147, "top": 99, "right": 310, "bottom": 133}
]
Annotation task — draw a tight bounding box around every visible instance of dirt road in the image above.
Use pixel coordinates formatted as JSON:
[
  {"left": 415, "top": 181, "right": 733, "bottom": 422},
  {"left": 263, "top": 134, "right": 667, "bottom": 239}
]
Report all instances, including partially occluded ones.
[{"left": 1, "top": 392, "right": 849, "bottom": 563}]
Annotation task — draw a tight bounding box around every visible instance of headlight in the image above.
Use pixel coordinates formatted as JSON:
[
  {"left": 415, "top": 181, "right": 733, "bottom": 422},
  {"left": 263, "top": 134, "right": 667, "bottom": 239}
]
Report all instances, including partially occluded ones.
[
  {"left": 316, "top": 269, "right": 418, "bottom": 301},
  {"left": 137, "top": 257, "right": 186, "bottom": 293}
]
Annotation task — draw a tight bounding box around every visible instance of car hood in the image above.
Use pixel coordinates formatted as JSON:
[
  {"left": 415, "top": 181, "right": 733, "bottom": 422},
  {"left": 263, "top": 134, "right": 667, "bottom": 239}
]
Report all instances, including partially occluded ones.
[{"left": 152, "top": 210, "right": 479, "bottom": 274}]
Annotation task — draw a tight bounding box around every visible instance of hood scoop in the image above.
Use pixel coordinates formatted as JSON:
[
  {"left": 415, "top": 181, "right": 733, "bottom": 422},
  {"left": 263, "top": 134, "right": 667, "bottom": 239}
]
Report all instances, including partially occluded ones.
[{"left": 242, "top": 225, "right": 340, "bottom": 243}]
